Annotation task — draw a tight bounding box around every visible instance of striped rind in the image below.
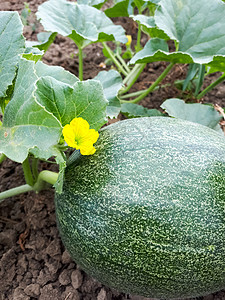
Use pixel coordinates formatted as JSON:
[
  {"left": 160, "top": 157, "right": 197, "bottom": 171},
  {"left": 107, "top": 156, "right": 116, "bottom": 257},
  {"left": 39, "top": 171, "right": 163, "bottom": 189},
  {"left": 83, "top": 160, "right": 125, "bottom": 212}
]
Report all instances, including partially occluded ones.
[{"left": 55, "top": 117, "right": 225, "bottom": 299}]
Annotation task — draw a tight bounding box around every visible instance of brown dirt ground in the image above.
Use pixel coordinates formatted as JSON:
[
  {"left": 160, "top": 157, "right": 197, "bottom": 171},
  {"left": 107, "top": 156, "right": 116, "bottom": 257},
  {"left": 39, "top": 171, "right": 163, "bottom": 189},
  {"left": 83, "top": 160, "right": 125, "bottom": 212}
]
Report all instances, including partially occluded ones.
[{"left": 1, "top": 1, "right": 225, "bottom": 299}]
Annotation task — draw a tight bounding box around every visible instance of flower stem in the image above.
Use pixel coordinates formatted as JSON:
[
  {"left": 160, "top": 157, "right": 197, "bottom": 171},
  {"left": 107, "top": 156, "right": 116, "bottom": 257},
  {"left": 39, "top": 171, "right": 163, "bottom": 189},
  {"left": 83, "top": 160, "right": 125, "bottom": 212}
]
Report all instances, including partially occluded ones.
[
  {"left": 102, "top": 42, "right": 128, "bottom": 76},
  {"left": 0, "top": 153, "right": 6, "bottom": 165},
  {"left": 78, "top": 46, "right": 83, "bottom": 81},
  {"left": 22, "top": 158, "right": 34, "bottom": 187},
  {"left": 120, "top": 63, "right": 146, "bottom": 95},
  {"left": 196, "top": 72, "right": 225, "bottom": 100},
  {"left": 124, "top": 62, "right": 175, "bottom": 104},
  {"left": 0, "top": 184, "right": 34, "bottom": 203}
]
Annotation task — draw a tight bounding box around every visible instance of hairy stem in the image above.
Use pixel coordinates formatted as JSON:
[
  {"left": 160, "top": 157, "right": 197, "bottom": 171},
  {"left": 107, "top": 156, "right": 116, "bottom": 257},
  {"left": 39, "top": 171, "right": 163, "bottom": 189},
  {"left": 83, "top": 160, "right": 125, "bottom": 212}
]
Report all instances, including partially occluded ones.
[
  {"left": 123, "top": 64, "right": 143, "bottom": 85},
  {"left": 78, "top": 46, "right": 83, "bottom": 81},
  {"left": 33, "top": 170, "right": 59, "bottom": 192},
  {"left": 116, "top": 53, "right": 130, "bottom": 73},
  {"left": 120, "top": 63, "right": 146, "bottom": 95},
  {"left": 0, "top": 170, "right": 59, "bottom": 202},
  {"left": 122, "top": 62, "right": 175, "bottom": 104},
  {"left": 0, "top": 184, "right": 34, "bottom": 203},
  {"left": 31, "top": 158, "right": 39, "bottom": 182},
  {"left": 136, "top": 23, "right": 142, "bottom": 52},
  {"left": 0, "top": 153, "right": 6, "bottom": 165},
  {"left": 22, "top": 158, "right": 34, "bottom": 187},
  {"left": 102, "top": 42, "right": 128, "bottom": 76},
  {"left": 120, "top": 83, "right": 171, "bottom": 100},
  {"left": 197, "top": 72, "right": 225, "bottom": 100}
]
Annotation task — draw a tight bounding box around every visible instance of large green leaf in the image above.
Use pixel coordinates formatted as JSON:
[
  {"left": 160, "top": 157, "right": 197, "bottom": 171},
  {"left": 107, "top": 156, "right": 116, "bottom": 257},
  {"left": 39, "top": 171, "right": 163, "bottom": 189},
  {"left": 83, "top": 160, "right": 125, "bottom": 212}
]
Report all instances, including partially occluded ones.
[
  {"left": 25, "top": 32, "right": 57, "bottom": 53},
  {"left": 77, "top": 0, "right": 106, "bottom": 9},
  {"left": 131, "top": 15, "right": 169, "bottom": 39},
  {"left": 93, "top": 70, "right": 123, "bottom": 119},
  {"left": 161, "top": 99, "right": 223, "bottom": 132},
  {"left": 131, "top": 0, "right": 225, "bottom": 66},
  {"left": 0, "top": 59, "right": 61, "bottom": 163},
  {"left": 22, "top": 47, "right": 44, "bottom": 63},
  {"left": 35, "top": 61, "right": 79, "bottom": 86},
  {"left": 35, "top": 77, "right": 108, "bottom": 130},
  {"left": 36, "top": 0, "right": 127, "bottom": 48},
  {"left": 0, "top": 12, "right": 25, "bottom": 97},
  {"left": 104, "top": 0, "right": 133, "bottom": 17},
  {"left": 121, "top": 103, "right": 164, "bottom": 118}
]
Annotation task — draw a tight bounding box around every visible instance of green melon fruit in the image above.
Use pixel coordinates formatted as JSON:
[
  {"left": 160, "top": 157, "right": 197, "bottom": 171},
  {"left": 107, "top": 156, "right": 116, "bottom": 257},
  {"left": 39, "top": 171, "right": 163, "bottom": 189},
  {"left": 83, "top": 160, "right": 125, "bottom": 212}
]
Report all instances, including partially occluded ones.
[{"left": 55, "top": 117, "right": 225, "bottom": 299}]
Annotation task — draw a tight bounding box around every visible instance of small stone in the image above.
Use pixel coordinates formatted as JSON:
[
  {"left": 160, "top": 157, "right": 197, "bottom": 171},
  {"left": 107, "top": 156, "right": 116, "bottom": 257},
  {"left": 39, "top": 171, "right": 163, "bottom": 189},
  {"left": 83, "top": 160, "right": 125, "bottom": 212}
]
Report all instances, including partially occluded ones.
[
  {"left": 59, "top": 269, "right": 71, "bottom": 285},
  {"left": 97, "top": 288, "right": 108, "bottom": 300},
  {"left": 62, "top": 250, "right": 72, "bottom": 264},
  {"left": 24, "top": 283, "right": 40, "bottom": 297},
  {"left": 45, "top": 239, "right": 61, "bottom": 259},
  {"left": 13, "top": 287, "right": 30, "bottom": 300},
  {"left": 39, "top": 284, "right": 61, "bottom": 300},
  {"left": 62, "top": 286, "right": 80, "bottom": 300},
  {"left": 71, "top": 269, "right": 83, "bottom": 289}
]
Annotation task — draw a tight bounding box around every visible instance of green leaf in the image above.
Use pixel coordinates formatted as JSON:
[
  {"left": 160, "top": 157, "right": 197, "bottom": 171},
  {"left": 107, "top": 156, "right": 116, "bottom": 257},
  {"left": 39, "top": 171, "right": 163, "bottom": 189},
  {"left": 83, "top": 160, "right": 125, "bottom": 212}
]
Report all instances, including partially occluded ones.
[
  {"left": 35, "top": 61, "right": 79, "bottom": 86},
  {"left": 0, "top": 58, "right": 61, "bottom": 163},
  {"left": 130, "top": 38, "right": 193, "bottom": 65},
  {"left": 130, "top": 15, "right": 169, "bottom": 40},
  {"left": 35, "top": 77, "right": 108, "bottom": 130},
  {"left": 0, "top": 12, "right": 25, "bottom": 97},
  {"left": 36, "top": 0, "right": 127, "bottom": 48},
  {"left": 121, "top": 103, "right": 164, "bottom": 118},
  {"left": 77, "top": 0, "right": 106, "bottom": 9},
  {"left": 104, "top": 0, "right": 133, "bottom": 17},
  {"left": 25, "top": 32, "right": 57, "bottom": 53},
  {"left": 155, "top": 0, "right": 225, "bottom": 65},
  {"left": 22, "top": 47, "right": 44, "bottom": 63},
  {"left": 131, "top": 0, "right": 225, "bottom": 67},
  {"left": 161, "top": 98, "right": 223, "bottom": 132},
  {"left": 93, "top": 70, "right": 123, "bottom": 119}
]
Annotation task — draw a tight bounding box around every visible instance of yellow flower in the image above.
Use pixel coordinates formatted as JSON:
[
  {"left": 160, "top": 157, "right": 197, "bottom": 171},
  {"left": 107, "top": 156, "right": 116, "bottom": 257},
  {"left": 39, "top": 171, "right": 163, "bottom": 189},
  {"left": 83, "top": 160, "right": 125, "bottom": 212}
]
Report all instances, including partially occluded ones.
[
  {"left": 62, "top": 117, "right": 99, "bottom": 155},
  {"left": 126, "top": 35, "right": 132, "bottom": 47}
]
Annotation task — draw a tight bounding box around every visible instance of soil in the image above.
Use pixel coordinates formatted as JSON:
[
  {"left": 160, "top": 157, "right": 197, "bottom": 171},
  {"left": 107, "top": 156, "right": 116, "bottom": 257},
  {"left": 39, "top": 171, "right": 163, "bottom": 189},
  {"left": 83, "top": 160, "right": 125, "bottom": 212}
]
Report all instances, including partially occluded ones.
[{"left": 1, "top": 1, "right": 225, "bottom": 300}]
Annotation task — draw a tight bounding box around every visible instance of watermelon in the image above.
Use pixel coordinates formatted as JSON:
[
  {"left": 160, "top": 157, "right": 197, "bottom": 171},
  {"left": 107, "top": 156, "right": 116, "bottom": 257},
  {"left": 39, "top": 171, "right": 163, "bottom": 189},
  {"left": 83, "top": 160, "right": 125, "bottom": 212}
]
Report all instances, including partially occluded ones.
[{"left": 55, "top": 117, "right": 225, "bottom": 299}]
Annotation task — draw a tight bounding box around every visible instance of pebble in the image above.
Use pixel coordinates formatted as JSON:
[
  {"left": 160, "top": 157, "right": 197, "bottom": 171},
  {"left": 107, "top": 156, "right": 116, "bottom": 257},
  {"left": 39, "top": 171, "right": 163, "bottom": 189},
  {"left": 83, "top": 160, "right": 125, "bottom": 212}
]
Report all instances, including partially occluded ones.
[{"left": 71, "top": 269, "right": 83, "bottom": 289}]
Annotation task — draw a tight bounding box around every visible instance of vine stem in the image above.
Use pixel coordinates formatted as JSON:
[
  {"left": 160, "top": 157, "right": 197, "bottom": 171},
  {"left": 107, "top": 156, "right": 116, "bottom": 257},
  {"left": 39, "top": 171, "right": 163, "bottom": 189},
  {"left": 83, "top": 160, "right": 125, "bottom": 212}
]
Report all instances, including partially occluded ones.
[
  {"left": 0, "top": 153, "right": 6, "bottom": 164},
  {"left": 78, "top": 46, "right": 83, "bottom": 81},
  {"left": 121, "top": 62, "right": 175, "bottom": 104},
  {"left": 102, "top": 42, "right": 128, "bottom": 76},
  {"left": 197, "top": 72, "right": 225, "bottom": 100},
  {"left": 0, "top": 185, "right": 33, "bottom": 203},
  {"left": 0, "top": 170, "right": 59, "bottom": 202}
]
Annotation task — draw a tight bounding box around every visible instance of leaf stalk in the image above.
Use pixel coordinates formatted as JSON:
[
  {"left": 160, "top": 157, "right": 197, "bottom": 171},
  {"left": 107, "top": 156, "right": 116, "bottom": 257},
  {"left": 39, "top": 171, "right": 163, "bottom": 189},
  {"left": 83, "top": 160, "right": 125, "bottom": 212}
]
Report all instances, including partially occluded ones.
[
  {"left": 122, "top": 62, "right": 175, "bottom": 104},
  {"left": 78, "top": 46, "right": 83, "bottom": 81},
  {"left": 102, "top": 42, "right": 128, "bottom": 76},
  {"left": 197, "top": 72, "right": 225, "bottom": 100},
  {"left": 22, "top": 158, "right": 35, "bottom": 186}
]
